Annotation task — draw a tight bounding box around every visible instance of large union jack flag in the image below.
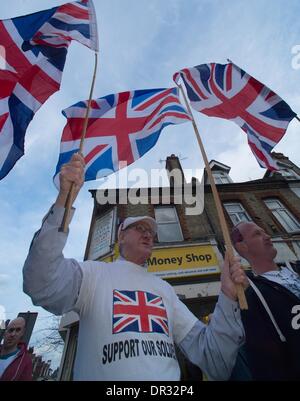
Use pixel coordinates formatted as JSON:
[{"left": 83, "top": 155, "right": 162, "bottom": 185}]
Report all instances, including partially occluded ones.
[
  {"left": 54, "top": 87, "right": 191, "bottom": 185},
  {"left": 0, "top": 0, "right": 98, "bottom": 180},
  {"left": 174, "top": 62, "right": 296, "bottom": 170},
  {"left": 112, "top": 289, "right": 169, "bottom": 336}
]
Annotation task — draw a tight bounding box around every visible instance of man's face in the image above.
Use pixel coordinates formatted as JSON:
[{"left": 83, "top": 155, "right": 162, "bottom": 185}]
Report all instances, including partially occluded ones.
[
  {"left": 120, "top": 221, "right": 155, "bottom": 263},
  {"left": 239, "top": 222, "right": 277, "bottom": 260},
  {"left": 3, "top": 320, "right": 25, "bottom": 349}
]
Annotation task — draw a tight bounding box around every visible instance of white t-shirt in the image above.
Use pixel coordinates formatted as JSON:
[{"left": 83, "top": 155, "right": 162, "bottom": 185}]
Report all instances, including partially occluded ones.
[
  {"left": 73, "top": 259, "right": 198, "bottom": 381},
  {"left": 261, "top": 266, "right": 300, "bottom": 299},
  {"left": 0, "top": 351, "right": 18, "bottom": 378}
]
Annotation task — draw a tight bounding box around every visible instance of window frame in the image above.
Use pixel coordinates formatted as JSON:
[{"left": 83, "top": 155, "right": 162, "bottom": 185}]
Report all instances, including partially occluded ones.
[
  {"left": 212, "top": 171, "right": 232, "bottom": 184},
  {"left": 223, "top": 201, "right": 252, "bottom": 225},
  {"left": 154, "top": 205, "right": 184, "bottom": 243},
  {"left": 279, "top": 168, "right": 300, "bottom": 180},
  {"left": 264, "top": 198, "right": 300, "bottom": 233}
]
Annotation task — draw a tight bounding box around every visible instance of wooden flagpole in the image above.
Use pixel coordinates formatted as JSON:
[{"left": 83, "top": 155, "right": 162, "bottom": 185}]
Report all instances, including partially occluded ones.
[
  {"left": 178, "top": 83, "right": 248, "bottom": 310},
  {"left": 59, "top": 51, "right": 99, "bottom": 233}
]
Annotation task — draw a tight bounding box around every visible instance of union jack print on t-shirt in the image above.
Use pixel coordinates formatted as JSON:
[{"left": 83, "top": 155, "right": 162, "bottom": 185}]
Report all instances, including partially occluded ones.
[{"left": 112, "top": 289, "right": 169, "bottom": 336}]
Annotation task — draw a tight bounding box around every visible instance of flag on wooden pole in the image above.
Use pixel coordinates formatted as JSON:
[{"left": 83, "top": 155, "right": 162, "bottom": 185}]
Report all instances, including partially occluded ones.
[
  {"left": 0, "top": 0, "right": 98, "bottom": 180},
  {"left": 174, "top": 62, "right": 296, "bottom": 171}
]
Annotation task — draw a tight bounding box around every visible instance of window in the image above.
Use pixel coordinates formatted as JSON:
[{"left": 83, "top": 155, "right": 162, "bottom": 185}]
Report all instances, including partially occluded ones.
[
  {"left": 212, "top": 172, "right": 232, "bottom": 184},
  {"left": 154, "top": 206, "right": 184, "bottom": 242},
  {"left": 292, "top": 241, "right": 300, "bottom": 259},
  {"left": 264, "top": 198, "right": 300, "bottom": 233},
  {"left": 88, "top": 209, "right": 116, "bottom": 260},
  {"left": 223, "top": 202, "right": 252, "bottom": 225},
  {"left": 289, "top": 186, "right": 300, "bottom": 199},
  {"left": 272, "top": 239, "right": 297, "bottom": 264},
  {"left": 60, "top": 323, "right": 79, "bottom": 381},
  {"left": 279, "top": 169, "right": 300, "bottom": 180}
]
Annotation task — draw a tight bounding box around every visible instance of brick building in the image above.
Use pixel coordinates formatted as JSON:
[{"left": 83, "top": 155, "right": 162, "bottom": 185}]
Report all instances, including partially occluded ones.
[{"left": 28, "top": 348, "right": 52, "bottom": 381}]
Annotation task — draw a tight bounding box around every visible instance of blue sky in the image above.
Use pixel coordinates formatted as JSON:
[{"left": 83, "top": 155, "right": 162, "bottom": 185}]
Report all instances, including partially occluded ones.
[{"left": 0, "top": 0, "right": 299, "bottom": 369}]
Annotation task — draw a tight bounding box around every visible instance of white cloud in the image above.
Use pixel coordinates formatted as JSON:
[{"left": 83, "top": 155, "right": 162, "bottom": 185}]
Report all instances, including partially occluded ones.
[{"left": 217, "top": 139, "right": 263, "bottom": 183}]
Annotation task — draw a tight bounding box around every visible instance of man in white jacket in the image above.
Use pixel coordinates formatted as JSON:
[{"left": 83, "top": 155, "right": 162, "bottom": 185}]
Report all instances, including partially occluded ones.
[{"left": 23, "top": 153, "right": 247, "bottom": 381}]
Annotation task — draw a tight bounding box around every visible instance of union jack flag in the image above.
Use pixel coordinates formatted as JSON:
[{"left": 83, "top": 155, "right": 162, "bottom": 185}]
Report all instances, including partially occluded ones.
[
  {"left": 54, "top": 87, "right": 191, "bottom": 185},
  {"left": 174, "top": 62, "right": 296, "bottom": 170},
  {"left": 112, "top": 289, "right": 169, "bottom": 336},
  {"left": 0, "top": 0, "right": 98, "bottom": 180}
]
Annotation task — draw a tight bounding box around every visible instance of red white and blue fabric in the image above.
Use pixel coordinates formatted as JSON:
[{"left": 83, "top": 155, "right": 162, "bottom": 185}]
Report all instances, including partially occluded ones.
[
  {"left": 0, "top": 1, "right": 98, "bottom": 180},
  {"left": 174, "top": 63, "right": 296, "bottom": 170},
  {"left": 54, "top": 87, "right": 191, "bottom": 185},
  {"left": 112, "top": 289, "right": 169, "bottom": 336}
]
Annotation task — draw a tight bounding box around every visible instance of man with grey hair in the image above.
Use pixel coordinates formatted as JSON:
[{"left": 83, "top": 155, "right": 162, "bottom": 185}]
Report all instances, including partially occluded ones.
[
  {"left": 0, "top": 317, "right": 32, "bottom": 381},
  {"left": 23, "top": 153, "right": 248, "bottom": 381},
  {"left": 231, "top": 221, "right": 300, "bottom": 380}
]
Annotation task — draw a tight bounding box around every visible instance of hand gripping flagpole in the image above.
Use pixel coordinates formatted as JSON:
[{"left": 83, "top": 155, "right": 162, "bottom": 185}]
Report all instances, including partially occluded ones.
[
  {"left": 59, "top": 51, "right": 99, "bottom": 233},
  {"left": 177, "top": 82, "right": 248, "bottom": 310}
]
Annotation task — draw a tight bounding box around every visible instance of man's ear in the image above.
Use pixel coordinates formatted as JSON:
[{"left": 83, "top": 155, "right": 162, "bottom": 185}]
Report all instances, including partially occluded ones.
[
  {"left": 20, "top": 329, "right": 25, "bottom": 341},
  {"left": 235, "top": 241, "right": 247, "bottom": 257},
  {"left": 118, "top": 231, "right": 125, "bottom": 244}
]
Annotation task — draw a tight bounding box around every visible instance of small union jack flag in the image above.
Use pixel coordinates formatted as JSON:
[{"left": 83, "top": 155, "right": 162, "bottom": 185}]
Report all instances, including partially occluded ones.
[
  {"left": 0, "top": 1, "right": 98, "bottom": 180},
  {"left": 174, "top": 62, "right": 296, "bottom": 171},
  {"left": 112, "top": 289, "right": 169, "bottom": 336},
  {"left": 54, "top": 87, "right": 191, "bottom": 185}
]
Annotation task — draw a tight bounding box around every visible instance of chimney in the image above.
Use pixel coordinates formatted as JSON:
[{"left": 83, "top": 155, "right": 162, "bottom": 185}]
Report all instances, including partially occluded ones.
[{"left": 165, "top": 154, "right": 186, "bottom": 187}]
